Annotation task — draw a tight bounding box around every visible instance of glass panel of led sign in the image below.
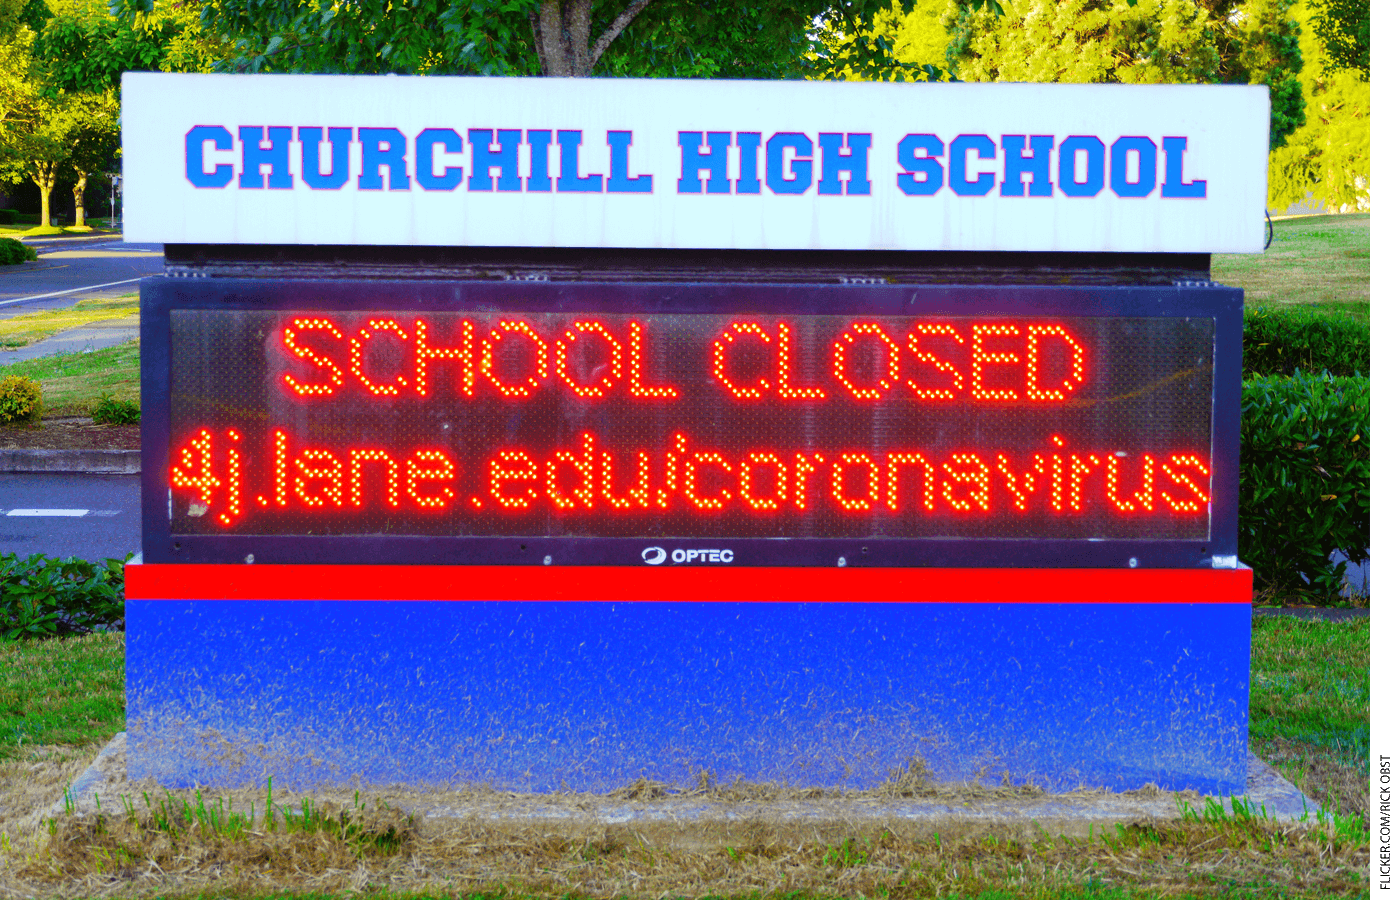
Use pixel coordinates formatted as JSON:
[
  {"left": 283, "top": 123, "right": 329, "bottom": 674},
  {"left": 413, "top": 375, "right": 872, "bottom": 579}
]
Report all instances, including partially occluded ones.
[{"left": 168, "top": 311, "right": 1215, "bottom": 540}]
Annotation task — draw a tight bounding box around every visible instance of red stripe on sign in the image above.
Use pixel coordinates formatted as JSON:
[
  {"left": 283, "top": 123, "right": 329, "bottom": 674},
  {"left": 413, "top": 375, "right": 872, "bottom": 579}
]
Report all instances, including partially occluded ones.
[{"left": 126, "top": 564, "right": 1253, "bottom": 603}]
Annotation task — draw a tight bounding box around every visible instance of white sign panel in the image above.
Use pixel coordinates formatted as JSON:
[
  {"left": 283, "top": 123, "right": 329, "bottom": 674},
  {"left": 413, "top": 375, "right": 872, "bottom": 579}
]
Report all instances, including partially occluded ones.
[{"left": 122, "top": 73, "right": 1269, "bottom": 253}]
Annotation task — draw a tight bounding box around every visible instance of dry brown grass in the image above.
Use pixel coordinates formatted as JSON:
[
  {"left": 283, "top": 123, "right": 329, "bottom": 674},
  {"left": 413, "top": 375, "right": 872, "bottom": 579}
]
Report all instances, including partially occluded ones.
[
  {"left": 1253, "top": 736, "right": 1368, "bottom": 826},
  {"left": 0, "top": 741, "right": 108, "bottom": 891},
  {"left": 0, "top": 807, "right": 1367, "bottom": 899},
  {"left": 0, "top": 758, "right": 1369, "bottom": 900}
]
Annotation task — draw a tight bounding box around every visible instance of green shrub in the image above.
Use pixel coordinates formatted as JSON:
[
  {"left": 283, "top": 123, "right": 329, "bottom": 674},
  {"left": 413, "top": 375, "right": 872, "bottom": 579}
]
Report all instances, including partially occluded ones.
[
  {"left": 1242, "top": 307, "right": 1368, "bottom": 378},
  {"left": 0, "top": 237, "right": 37, "bottom": 265},
  {"left": 0, "top": 209, "right": 17, "bottom": 225},
  {"left": 1238, "top": 372, "right": 1368, "bottom": 598},
  {"left": 91, "top": 394, "right": 140, "bottom": 425},
  {"left": 0, "top": 554, "right": 127, "bottom": 641},
  {"left": 0, "top": 374, "right": 42, "bottom": 424}
]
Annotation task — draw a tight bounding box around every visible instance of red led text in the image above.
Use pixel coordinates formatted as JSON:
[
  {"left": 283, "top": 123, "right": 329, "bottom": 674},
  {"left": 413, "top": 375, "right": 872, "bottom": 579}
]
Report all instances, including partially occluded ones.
[
  {"left": 278, "top": 316, "right": 1086, "bottom": 405},
  {"left": 170, "top": 426, "right": 1210, "bottom": 529}
]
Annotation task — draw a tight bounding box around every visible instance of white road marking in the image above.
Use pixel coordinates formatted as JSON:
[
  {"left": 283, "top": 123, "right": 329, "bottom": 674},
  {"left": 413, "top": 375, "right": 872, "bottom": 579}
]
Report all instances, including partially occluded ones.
[
  {"left": 0, "top": 276, "right": 147, "bottom": 307},
  {"left": 6, "top": 509, "right": 91, "bottom": 517}
]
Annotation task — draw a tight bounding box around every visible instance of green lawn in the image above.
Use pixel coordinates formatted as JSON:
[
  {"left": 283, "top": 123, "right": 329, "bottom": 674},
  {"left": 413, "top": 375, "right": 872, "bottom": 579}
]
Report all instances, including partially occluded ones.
[
  {"left": 1213, "top": 213, "right": 1369, "bottom": 317},
  {"left": 0, "top": 223, "right": 112, "bottom": 239},
  {"left": 1249, "top": 616, "right": 1368, "bottom": 824},
  {"left": 0, "top": 294, "right": 137, "bottom": 350},
  {"left": 0, "top": 339, "right": 139, "bottom": 415},
  {"left": 0, "top": 633, "right": 124, "bottom": 755}
]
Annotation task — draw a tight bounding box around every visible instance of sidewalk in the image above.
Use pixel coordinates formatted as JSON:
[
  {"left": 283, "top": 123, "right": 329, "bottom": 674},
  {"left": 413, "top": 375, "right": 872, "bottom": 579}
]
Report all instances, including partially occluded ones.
[{"left": 0, "top": 313, "right": 139, "bottom": 367}]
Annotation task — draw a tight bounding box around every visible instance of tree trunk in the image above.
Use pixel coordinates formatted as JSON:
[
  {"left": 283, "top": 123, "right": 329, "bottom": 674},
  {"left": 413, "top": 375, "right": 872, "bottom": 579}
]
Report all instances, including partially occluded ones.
[
  {"left": 33, "top": 165, "right": 55, "bottom": 228},
  {"left": 72, "top": 173, "right": 88, "bottom": 228},
  {"left": 531, "top": 0, "right": 653, "bottom": 76}
]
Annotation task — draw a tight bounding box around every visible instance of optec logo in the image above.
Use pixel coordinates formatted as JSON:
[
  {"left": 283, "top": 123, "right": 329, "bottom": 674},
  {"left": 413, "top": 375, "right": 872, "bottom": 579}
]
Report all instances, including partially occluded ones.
[{"left": 641, "top": 547, "right": 735, "bottom": 565}]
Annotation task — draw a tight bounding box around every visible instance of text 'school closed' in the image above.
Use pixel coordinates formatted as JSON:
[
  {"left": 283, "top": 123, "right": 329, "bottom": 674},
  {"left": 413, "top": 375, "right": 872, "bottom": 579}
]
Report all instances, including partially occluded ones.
[{"left": 187, "top": 128, "right": 1209, "bottom": 199}]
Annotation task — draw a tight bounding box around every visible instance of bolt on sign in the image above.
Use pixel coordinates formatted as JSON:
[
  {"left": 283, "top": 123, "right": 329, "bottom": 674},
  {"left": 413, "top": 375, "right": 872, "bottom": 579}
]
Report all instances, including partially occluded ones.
[{"left": 125, "top": 74, "right": 1259, "bottom": 795}]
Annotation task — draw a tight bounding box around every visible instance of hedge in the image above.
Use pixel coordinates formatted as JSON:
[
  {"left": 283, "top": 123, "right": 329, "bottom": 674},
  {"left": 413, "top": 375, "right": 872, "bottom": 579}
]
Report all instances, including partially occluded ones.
[
  {"left": 0, "top": 553, "right": 126, "bottom": 641},
  {"left": 1242, "top": 307, "right": 1368, "bottom": 378},
  {"left": 0, "top": 237, "right": 36, "bottom": 266},
  {"left": 1238, "top": 372, "right": 1368, "bottom": 598}
]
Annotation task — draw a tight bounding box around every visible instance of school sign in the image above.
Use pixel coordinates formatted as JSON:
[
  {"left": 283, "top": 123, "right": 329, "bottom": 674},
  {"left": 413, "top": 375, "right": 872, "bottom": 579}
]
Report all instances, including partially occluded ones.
[
  {"left": 124, "top": 74, "right": 1260, "bottom": 795},
  {"left": 122, "top": 74, "right": 1267, "bottom": 253}
]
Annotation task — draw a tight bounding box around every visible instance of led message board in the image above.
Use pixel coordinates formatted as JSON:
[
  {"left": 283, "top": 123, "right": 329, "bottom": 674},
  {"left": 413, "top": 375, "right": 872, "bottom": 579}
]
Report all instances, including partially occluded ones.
[{"left": 142, "top": 279, "right": 1242, "bottom": 568}]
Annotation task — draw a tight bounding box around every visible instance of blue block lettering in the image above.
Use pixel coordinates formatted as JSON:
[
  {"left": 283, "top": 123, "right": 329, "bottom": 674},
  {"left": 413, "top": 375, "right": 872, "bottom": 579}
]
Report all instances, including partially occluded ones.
[
  {"left": 1111, "top": 136, "right": 1157, "bottom": 198},
  {"left": 185, "top": 125, "right": 234, "bottom": 189},
  {"left": 238, "top": 126, "right": 293, "bottom": 190},
  {"left": 1000, "top": 135, "right": 1054, "bottom": 197},
  {"left": 1057, "top": 135, "right": 1104, "bottom": 198},
  {"left": 677, "top": 131, "right": 732, "bottom": 194},
  {"left": 358, "top": 128, "right": 411, "bottom": 191},
  {"left": 467, "top": 129, "right": 522, "bottom": 192},
  {"left": 1161, "top": 136, "right": 1207, "bottom": 199},
  {"left": 416, "top": 128, "right": 464, "bottom": 192},
  {"left": 818, "top": 133, "right": 872, "bottom": 196},
  {"left": 298, "top": 127, "right": 351, "bottom": 190},
  {"left": 736, "top": 132, "right": 762, "bottom": 194},
  {"left": 766, "top": 133, "right": 813, "bottom": 195},
  {"left": 526, "top": 130, "right": 553, "bottom": 192},
  {"left": 896, "top": 134, "right": 944, "bottom": 196},
  {"left": 949, "top": 134, "right": 996, "bottom": 196},
  {"left": 557, "top": 131, "right": 603, "bottom": 193},
  {"left": 607, "top": 131, "right": 653, "bottom": 193}
]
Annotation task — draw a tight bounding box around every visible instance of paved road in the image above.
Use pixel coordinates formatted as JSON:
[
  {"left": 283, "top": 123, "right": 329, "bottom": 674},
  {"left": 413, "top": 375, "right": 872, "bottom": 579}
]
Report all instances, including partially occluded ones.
[
  {"left": 0, "top": 473, "right": 140, "bottom": 561},
  {"left": 0, "top": 235, "right": 162, "bottom": 317}
]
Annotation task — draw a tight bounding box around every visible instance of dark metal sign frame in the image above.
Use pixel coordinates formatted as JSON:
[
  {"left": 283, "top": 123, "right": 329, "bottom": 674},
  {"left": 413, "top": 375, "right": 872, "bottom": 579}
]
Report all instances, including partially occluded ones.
[{"left": 141, "top": 277, "right": 1242, "bottom": 569}]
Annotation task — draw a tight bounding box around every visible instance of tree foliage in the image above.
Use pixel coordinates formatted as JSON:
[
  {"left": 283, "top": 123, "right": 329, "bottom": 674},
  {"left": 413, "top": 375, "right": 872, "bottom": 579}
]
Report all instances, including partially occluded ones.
[
  {"left": 0, "top": 1, "right": 184, "bottom": 224},
  {"left": 6, "top": 89, "right": 120, "bottom": 225},
  {"left": 1307, "top": 0, "right": 1367, "bottom": 78},
  {"left": 875, "top": 0, "right": 1306, "bottom": 149},
  {"left": 0, "top": 19, "right": 40, "bottom": 187},
  {"left": 1267, "top": 3, "right": 1368, "bottom": 211},
  {"left": 35, "top": 1, "right": 217, "bottom": 93},
  {"left": 115, "top": 0, "right": 914, "bottom": 80}
]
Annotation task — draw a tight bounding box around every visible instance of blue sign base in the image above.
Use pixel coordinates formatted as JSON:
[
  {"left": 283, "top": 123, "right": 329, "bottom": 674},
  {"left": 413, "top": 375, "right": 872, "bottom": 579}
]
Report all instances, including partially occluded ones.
[{"left": 126, "top": 565, "right": 1251, "bottom": 795}]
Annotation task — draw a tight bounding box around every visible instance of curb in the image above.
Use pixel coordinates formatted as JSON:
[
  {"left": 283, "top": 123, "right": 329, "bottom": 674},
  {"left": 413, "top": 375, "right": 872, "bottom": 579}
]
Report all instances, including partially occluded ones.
[{"left": 0, "top": 449, "right": 140, "bottom": 474}]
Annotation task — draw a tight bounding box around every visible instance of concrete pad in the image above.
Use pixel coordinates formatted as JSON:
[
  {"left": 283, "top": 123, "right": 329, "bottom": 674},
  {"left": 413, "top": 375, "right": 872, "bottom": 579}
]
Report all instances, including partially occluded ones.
[{"left": 53, "top": 733, "right": 1328, "bottom": 836}]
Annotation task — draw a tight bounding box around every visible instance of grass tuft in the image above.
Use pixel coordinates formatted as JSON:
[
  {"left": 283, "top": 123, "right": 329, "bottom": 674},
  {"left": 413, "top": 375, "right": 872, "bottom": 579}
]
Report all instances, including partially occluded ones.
[{"left": 35, "top": 786, "right": 415, "bottom": 883}]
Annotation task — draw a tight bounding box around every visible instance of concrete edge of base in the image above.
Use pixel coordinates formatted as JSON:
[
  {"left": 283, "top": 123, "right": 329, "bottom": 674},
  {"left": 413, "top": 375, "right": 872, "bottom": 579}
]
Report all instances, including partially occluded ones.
[
  {"left": 52, "top": 733, "right": 1329, "bottom": 835},
  {"left": 0, "top": 449, "right": 140, "bottom": 474}
]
